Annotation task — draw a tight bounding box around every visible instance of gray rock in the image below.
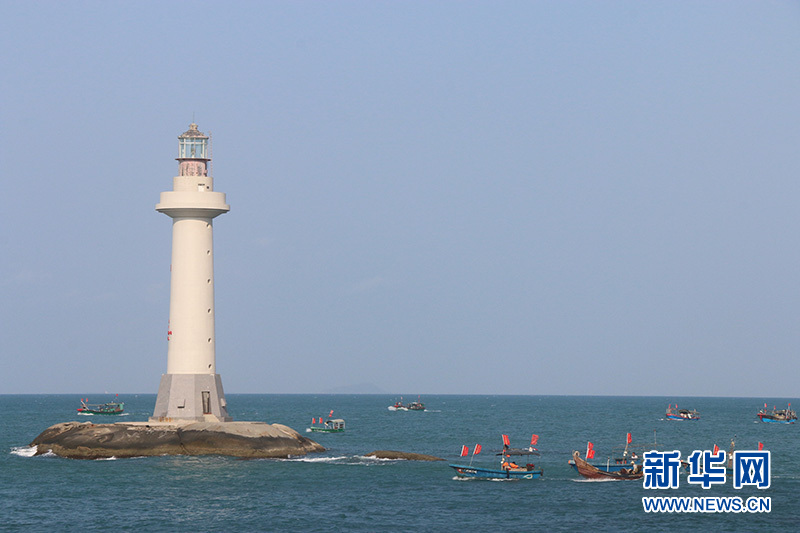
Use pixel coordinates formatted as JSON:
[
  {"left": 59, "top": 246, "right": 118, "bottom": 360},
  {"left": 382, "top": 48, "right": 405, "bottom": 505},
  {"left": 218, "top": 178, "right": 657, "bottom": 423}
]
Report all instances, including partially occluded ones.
[
  {"left": 365, "top": 450, "right": 443, "bottom": 461},
  {"left": 30, "top": 421, "right": 324, "bottom": 459}
]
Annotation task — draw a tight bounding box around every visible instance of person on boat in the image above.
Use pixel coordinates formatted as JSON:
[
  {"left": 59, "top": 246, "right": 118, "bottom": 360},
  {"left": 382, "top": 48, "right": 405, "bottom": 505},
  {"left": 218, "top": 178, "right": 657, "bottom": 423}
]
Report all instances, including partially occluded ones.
[{"left": 502, "top": 457, "right": 519, "bottom": 470}]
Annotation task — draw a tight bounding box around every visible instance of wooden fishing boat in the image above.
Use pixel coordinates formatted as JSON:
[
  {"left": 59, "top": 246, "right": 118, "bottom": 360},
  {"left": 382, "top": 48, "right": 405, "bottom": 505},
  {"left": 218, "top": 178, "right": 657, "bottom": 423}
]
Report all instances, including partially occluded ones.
[
  {"left": 449, "top": 435, "right": 543, "bottom": 480},
  {"left": 389, "top": 396, "right": 426, "bottom": 411},
  {"left": 407, "top": 399, "right": 426, "bottom": 411},
  {"left": 571, "top": 451, "right": 643, "bottom": 480},
  {"left": 308, "top": 414, "right": 345, "bottom": 433},
  {"left": 77, "top": 398, "right": 124, "bottom": 415},
  {"left": 388, "top": 399, "right": 408, "bottom": 411},
  {"left": 666, "top": 404, "right": 700, "bottom": 421},
  {"left": 757, "top": 403, "right": 797, "bottom": 424},
  {"left": 449, "top": 462, "right": 543, "bottom": 480},
  {"left": 568, "top": 432, "right": 652, "bottom": 474}
]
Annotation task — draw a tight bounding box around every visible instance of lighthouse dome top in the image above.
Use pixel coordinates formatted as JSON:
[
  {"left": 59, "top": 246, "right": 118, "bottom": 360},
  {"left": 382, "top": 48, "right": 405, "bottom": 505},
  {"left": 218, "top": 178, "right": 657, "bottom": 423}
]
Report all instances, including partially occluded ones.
[{"left": 179, "top": 123, "right": 208, "bottom": 139}]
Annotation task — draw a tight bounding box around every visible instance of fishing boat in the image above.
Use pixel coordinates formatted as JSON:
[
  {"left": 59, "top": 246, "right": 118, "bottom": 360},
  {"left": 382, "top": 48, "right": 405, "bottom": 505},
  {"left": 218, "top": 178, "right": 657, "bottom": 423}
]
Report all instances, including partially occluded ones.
[
  {"left": 76, "top": 398, "right": 124, "bottom": 415},
  {"left": 309, "top": 419, "right": 345, "bottom": 433},
  {"left": 308, "top": 411, "right": 345, "bottom": 433},
  {"left": 757, "top": 403, "right": 797, "bottom": 424},
  {"left": 408, "top": 397, "right": 426, "bottom": 411},
  {"left": 388, "top": 398, "right": 408, "bottom": 411},
  {"left": 571, "top": 450, "right": 643, "bottom": 480},
  {"left": 568, "top": 432, "right": 651, "bottom": 474},
  {"left": 666, "top": 404, "right": 700, "bottom": 421},
  {"left": 449, "top": 434, "right": 543, "bottom": 480}
]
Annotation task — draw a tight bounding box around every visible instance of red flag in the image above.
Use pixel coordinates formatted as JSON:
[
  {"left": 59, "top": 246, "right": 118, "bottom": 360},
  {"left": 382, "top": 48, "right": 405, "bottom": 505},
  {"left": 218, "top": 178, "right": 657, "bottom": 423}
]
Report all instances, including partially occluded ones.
[
  {"left": 586, "top": 441, "right": 594, "bottom": 458},
  {"left": 758, "top": 442, "right": 764, "bottom": 451},
  {"left": 460, "top": 445, "right": 469, "bottom": 457},
  {"left": 312, "top": 418, "right": 315, "bottom": 424},
  {"left": 713, "top": 444, "right": 720, "bottom": 454},
  {"left": 627, "top": 433, "right": 632, "bottom": 444},
  {"left": 329, "top": 410, "right": 334, "bottom": 417},
  {"left": 587, "top": 449, "right": 595, "bottom": 459},
  {"left": 531, "top": 434, "right": 539, "bottom": 446},
  {"left": 502, "top": 434, "right": 510, "bottom": 446},
  {"left": 474, "top": 444, "right": 482, "bottom": 455}
]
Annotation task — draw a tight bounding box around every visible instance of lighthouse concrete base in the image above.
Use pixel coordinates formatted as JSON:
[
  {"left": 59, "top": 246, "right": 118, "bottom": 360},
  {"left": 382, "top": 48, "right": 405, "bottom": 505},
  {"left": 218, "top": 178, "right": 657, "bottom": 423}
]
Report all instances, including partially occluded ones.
[{"left": 151, "top": 373, "right": 232, "bottom": 422}]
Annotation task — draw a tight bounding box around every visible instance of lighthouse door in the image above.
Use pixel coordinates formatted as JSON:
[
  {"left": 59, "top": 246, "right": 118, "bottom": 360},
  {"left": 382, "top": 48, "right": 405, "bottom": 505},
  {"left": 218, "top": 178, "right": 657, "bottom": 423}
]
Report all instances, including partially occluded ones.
[{"left": 201, "top": 391, "right": 211, "bottom": 414}]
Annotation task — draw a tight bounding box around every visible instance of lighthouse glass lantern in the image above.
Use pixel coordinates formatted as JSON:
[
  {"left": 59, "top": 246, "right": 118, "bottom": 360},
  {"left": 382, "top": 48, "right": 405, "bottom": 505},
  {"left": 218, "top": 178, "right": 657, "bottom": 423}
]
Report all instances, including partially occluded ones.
[{"left": 177, "top": 123, "right": 209, "bottom": 177}]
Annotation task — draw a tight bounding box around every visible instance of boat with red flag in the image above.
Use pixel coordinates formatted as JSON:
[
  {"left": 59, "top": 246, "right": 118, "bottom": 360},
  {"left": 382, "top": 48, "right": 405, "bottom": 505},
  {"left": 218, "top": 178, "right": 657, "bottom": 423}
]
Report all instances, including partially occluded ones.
[
  {"left": 757, "top": 403, "right": 797, "bottom": 424},
  {"left": 571, "top": 450, "right": 643, "bottom": 480},
  {"left": 568, "top": 432, "right": 653, "bottom": 474},
  {"left": 308, "top": 410, "right": 345, "bottom": 433},
  {"left": 666, "top": 403, "right": 700, "bottom": 421},
  {"left": 449, "top": 434, "right": 543, "bottom": 480},
  {"left": 76, "top": 397, "right": 124, "bottom": 415},
  {"left": 388, "top": 396, "right": 426, "bottom": 411}
]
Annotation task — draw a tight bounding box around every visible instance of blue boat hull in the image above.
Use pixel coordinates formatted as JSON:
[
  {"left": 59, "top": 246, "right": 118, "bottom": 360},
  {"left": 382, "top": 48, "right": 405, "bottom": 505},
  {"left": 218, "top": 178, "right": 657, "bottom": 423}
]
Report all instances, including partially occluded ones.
[
  {"left": 449, "top": 464, "right": 542, "bottom": 480},
  {"left": 759, "top": 417, "right": 795, "bottom": 424}
]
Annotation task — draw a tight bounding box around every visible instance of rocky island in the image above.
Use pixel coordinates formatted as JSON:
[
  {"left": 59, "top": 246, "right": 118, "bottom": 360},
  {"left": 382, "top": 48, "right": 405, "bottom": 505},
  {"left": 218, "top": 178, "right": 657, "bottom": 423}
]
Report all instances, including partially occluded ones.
[{"left": 31, "top": 420, "right": 324, "bottom": 460}]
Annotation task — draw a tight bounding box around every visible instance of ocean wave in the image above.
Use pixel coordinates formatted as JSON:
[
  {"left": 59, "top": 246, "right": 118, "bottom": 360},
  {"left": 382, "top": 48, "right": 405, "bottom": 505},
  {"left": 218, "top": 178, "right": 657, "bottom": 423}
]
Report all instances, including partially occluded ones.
[
  {"left": 282, "top": 455, "right": 349, "bottom": 463},
  {"left": 10, "top": 445, "right": 37, "bottom": 458},
  {"left": 356, "top": 455, "right": 403, "bottom": 462}
]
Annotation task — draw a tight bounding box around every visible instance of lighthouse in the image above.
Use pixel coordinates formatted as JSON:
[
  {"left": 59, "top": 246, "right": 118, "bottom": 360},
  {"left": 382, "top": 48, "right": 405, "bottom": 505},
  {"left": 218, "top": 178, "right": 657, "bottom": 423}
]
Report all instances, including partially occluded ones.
[{"left": 151, "top": 123, "right": 232, "bottom": 422}]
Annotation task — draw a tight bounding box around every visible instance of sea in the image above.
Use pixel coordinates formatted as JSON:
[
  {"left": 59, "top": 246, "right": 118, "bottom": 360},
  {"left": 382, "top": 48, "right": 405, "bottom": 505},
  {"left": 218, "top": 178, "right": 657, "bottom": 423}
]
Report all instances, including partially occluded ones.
[{"left": 2, "top": 394, "right": 798, "bottom": 532}]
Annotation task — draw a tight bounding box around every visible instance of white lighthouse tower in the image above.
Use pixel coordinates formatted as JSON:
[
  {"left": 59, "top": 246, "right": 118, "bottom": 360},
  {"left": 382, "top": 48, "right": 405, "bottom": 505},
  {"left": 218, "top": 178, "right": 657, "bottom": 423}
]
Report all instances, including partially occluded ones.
[{"left": 151, "top": 123, "right": 232, "bottom": 422}]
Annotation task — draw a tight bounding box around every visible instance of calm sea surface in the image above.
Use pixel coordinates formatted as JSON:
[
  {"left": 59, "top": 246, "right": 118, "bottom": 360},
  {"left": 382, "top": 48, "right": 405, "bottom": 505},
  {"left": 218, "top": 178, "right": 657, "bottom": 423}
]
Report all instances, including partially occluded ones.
[{"left": 2, "top": 394, "right": 798, "bottom": 532}]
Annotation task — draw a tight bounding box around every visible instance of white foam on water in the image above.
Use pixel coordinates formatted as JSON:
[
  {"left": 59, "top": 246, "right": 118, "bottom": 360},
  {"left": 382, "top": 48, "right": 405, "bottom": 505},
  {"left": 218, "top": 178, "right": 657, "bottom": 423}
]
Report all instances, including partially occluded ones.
[
  {"left": 10, "top": 445, "right": 38, "bottom": 458},
  {"left": 283, "top": 455, "right": 349, "bottom": 463},
  {"left": 357, "top": 455, "right": 401, "bottom": 462}
]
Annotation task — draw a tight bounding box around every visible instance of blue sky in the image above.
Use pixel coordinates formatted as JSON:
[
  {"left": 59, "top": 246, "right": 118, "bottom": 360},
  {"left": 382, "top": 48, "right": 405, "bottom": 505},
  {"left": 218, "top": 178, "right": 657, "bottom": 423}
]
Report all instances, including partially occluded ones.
[{"left": 2, "top": 1, "right": 799, "bottom": 397}]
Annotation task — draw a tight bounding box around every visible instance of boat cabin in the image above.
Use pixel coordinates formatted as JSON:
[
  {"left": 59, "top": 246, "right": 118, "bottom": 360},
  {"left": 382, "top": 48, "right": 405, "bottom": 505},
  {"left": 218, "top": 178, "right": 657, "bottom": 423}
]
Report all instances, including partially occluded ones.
[{"left": 327, "top": 419, "right": 345, "bottom": 431}]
